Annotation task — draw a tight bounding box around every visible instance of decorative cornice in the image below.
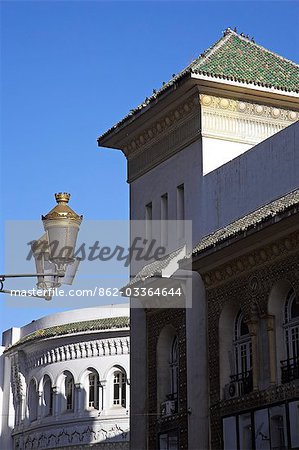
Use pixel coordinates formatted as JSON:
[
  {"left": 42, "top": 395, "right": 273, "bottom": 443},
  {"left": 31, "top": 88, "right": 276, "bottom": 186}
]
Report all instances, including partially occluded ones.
[
  {"left": 203, "top": 230, "right": 299, "bottom": 289},
  {"left": 124, "top": 94, "right": 200, "bottom": 156},
  {"left": 200, "top": 94, "right": 298, "bottom": 145},
  {"left": 216, "top": 384, "right": 299, "bottom": 417},
  {"left": 125, "top": 93, "right": 201, "bottom": 182},
  {"left": 23, "top": 337, "right": 130, "bottom": 370}
]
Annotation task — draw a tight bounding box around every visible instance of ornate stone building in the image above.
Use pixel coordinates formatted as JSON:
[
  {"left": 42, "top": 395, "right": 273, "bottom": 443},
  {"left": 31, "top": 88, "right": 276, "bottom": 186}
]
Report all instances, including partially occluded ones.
[
  {"left": 0, "top": 305, "right": 130, "bottom": 450},
  {"left": 98, "top": 28, "right": 299, "bottom": 449}
]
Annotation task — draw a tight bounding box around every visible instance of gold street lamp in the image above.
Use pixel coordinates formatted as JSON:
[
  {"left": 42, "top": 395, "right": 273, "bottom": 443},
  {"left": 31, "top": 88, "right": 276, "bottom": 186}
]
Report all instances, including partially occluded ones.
[{"left": 0, "top": 192, "right": 83, "bottom": 300}]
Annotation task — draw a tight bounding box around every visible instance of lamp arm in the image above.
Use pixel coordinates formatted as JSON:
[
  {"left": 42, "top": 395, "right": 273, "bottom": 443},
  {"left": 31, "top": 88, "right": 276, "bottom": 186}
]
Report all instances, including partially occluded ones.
[{"left": 0, "top": 273, "right": 65, "bottom": 301}]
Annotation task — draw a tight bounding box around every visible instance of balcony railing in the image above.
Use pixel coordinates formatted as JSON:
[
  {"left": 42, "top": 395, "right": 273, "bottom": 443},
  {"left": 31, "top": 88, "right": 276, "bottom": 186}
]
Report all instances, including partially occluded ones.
[
  {"left": 160, "top": 393, "right": 178, "bottom": 416},
  {"left": 281, "top": 357, "right": 299, "bottom": 383},
  {"left": 229, "top": 369, "right": 253, "bottom": 397}
]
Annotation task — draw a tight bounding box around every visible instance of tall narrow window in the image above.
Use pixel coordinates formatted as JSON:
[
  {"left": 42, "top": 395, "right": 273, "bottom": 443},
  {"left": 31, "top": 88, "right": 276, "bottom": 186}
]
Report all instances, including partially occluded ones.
[
  {"left": 233, "top": 310, "right": 252, "bottom": 395},
  {"left": 43, "top": 375, "right": 53, "bottom": 416},
  {"left": 282, "top": 288, "right": 299, "bottom": 383},
  {"left": 161, "top": 193, "right": 168, "bottom": 246},
  {"left": 177, "top": 184, "right": 185, "bottom": 239},
  {"left": 170, "top": 337, "right": 178, "bottom": 400},
  {"left": 64, "top": 372, "right": 74, "bottom": 411},
  {"left": 113, "top": 370, "right": 126, "bottom": 407},
  {"left": 88, "top": 372, "right": 99, "bottom": 409},
  {"left": 145, "top": 202, "right": 153, "bottom": 242}
]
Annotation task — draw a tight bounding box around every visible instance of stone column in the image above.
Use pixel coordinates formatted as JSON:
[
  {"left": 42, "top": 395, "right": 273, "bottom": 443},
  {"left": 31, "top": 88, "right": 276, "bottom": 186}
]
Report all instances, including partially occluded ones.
[
  {"left": 52, "top": 386, "right": 59, "bottom": 416},
  {"left": 101, "top": 380, "right": 108, "bottom": 414},
  {"left": 37, "top": 390, "right": 43, "bottom": 420},
  {"left": 75, "top": 382, "right": 83, "bottom": 413},
  {"left": 266, "top": 315, "right": 276, "bottom": 385}
]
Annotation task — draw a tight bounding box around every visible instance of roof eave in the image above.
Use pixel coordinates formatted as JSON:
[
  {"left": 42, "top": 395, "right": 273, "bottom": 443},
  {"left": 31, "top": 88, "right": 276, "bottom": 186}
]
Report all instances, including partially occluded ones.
[
  {"left": 97, "top": 71, "right": 194, "bottom": 149},
  {"left": 191, "top": 72, "right": 299, "bottom": 99},
  {"left": 189, "top": 205, "right": 299, "bottom": 273}
]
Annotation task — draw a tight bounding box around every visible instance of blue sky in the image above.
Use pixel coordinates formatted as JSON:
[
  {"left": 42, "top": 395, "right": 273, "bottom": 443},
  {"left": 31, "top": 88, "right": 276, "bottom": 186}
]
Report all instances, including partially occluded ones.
[{"left": 1, "top": 1, "right": 298, "bottom": 333}]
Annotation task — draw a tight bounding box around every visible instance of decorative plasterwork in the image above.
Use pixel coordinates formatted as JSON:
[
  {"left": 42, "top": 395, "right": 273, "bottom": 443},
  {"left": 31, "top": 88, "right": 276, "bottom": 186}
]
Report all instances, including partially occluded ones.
[
  {"left": 203, "top": 230, "right": 299, "bottom": 289},
  {"left": 204, "top": 231, "right": 299, "bottom": 449},
  {"left": 24, "top": 337, "right": 130, "bottom": 370},
  {"left": 200, "top": 94, "right": 298, "bottom": 145},
  {"left": 13, "top": 423, "right": 129, "bottom": 449},
  {"left": 124, "top": 93, "right": 201, "bottom": 182},
  {"left": 11, "top": 352, "right": 26, "bottom": 402}
]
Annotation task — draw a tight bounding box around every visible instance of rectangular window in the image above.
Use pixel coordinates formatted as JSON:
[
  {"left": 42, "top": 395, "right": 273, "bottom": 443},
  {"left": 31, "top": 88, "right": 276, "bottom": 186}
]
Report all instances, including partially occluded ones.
[
  {"left": 289, "top": 401, "right": 299, "bottom": 448},
  {"left": 161, "top": 193, "right": 168, "bottom": 246},
  {"left": 145, "top": 202, "right": 153, "bottom": 242},
  {"left": 177, "top": 184, "right": 185, "bottom": 239},
  {"left": 269, "top": 404, "right": 287, "bottom": 450},
  {"left": 254, "top": 409, "right": 270, "bottom": 450},
  {"left": 159, "top": 431, "right": 178, "bottom": 450},
  {"left": 223, "top": 416, "right": 237, "bottom": 450},
  {"left": 238, "top": 412, "right": 252, "bottom": 450}
]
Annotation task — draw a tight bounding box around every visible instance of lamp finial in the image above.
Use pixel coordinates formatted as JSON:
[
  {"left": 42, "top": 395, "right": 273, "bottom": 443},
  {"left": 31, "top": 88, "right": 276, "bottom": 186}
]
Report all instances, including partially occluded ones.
[{"left": 55, "top": 192, "right": 70, "bottom": 204}]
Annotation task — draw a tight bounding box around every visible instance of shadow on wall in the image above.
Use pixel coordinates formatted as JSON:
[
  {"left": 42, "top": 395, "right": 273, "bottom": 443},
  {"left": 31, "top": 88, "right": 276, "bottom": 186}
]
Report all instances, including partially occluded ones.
[
  {"left": 0, "top": 351, "right": 13, "bottom": 449},
  {"left": 13, "top": 369, "right": 130, "bottom": 449}
]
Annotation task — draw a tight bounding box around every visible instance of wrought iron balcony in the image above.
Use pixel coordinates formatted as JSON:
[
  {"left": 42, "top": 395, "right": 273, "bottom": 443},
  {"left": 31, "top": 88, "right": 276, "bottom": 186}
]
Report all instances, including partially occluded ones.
[
  {"left": 228, "top": 369, "right": 253, "bottom": 397},
  {"left": 281, "top": 357, "right": 299, "bottom": 383},
  {"left": 160, "top": 393, "right": 178, "bottom": 416}
]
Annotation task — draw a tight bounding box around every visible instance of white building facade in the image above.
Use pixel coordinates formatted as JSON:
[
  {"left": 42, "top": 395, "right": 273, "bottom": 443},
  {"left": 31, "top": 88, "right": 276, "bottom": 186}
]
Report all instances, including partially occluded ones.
[
  {"left": 0, "top": 304, "right": 130, "bottom": 450},
  {"left": 98, "top": 28, "right": 299, "bottom": 449}
]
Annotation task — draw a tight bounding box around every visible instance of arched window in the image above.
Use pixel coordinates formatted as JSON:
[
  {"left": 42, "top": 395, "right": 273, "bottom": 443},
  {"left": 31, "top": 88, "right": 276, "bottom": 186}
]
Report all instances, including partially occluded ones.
[
  {"left": 88, "top": 370, "right": 99, "bottom": 409},
  {"left": 157, "top": 326, "right": 179, "bottom": 415},
  {"left": 233, "top": 310, "right": 252, "bottom": 395},
  {"left": 42, "top": 375, "right": 53, "bottom": 416},
  {"left": 28, "top": 379, "right": 38, "bottom": 422},
  {"left": 282, "top": 288, "right": 299, "bottom": 382},
  {"left": 170, "top": 337, "right": 178, "bottom": 400},
  {"left": 63, "top": 371, "right": 74, "bottom": 412},
  {"left": 113, "top": 370, "right": 126, "bottom": 407}
]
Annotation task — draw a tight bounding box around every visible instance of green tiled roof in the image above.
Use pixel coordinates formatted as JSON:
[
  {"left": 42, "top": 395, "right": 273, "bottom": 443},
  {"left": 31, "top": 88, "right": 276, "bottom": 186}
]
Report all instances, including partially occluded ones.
[
  {"left": 5, "top": 316, "right": 129, "bottom": 352},
  {"left": 192, "top": 29, "right": 299, "bottom": 92},
  {"left": 98, "top": 28, "right": 298, "bottom": 142}
]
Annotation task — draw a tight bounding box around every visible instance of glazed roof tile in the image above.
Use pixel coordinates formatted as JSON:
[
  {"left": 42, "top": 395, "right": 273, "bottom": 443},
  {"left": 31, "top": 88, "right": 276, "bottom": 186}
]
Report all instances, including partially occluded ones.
[
  {"left": 98, "top": 28, "right": 299, "bottom": 142},
  {"left": 192, "top": 188, "right": 299, "bottom": 257},
  {"left": 5, "top": 316, "right": 129, "bottom": 352}
]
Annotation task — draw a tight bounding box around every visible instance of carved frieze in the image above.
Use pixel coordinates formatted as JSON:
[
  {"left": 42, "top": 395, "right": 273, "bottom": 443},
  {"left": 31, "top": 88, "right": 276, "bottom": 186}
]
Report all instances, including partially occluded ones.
[
  {"left": 13, "top": 423, "right": 129, "bottom": 449},
  {"left": 125, "top": 93, "right": 201, "bottom": 182},
  {"left": 200, "top": 94, "right": 298, "bottom": 145},
  {"left": 203, "top": 230, "right": 299, "bottom": 289},
  {"left": 24, "top": 337, "right": 130, "bottom": 370}
]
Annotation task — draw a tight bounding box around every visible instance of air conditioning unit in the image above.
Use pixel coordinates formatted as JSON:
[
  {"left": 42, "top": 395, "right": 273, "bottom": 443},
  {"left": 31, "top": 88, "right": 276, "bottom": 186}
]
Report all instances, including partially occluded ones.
[
  {"left": 223, "top": 382, "right": 238, "bottom": 400},
  {"left": 161, "top": 400, "right": 176, "bottom": 416}
]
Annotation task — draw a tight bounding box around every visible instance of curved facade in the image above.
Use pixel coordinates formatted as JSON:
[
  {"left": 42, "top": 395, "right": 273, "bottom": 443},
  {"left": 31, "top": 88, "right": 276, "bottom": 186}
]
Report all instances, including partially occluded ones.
[{"left": 0, "top": 304, "right": 130, "bottom": 450}]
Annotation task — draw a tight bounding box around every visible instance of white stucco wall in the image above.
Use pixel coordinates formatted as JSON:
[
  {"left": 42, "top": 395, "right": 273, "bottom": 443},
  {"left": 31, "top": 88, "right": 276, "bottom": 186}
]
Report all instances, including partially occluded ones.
[
  {"left": 202, "top": 136, "right": 251, "bottom": 175},
  {"left": 201, "top": 122, "right": 299, "bottom": 235},
  {"left": 0, "top": 305, "right": 130, "bottom": 450}
]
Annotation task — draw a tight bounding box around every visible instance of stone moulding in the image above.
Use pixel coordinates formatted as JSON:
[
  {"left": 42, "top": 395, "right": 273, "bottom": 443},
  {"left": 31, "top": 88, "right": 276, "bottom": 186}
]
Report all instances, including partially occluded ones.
[
  {"left": 203, "top": 230, "right": 299, "bottom": 289},
  {"left": 23, "top": 337, "right": 130, "bottom": 370},
  {"left": 123, "top": 91, "right": 298, "bottom": 182},
  {"left": 200, "top": 94, "right": 298, "bottom": 145},
  {"left": 121, "top": 93, "right": 201, "bottom": 182}
]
